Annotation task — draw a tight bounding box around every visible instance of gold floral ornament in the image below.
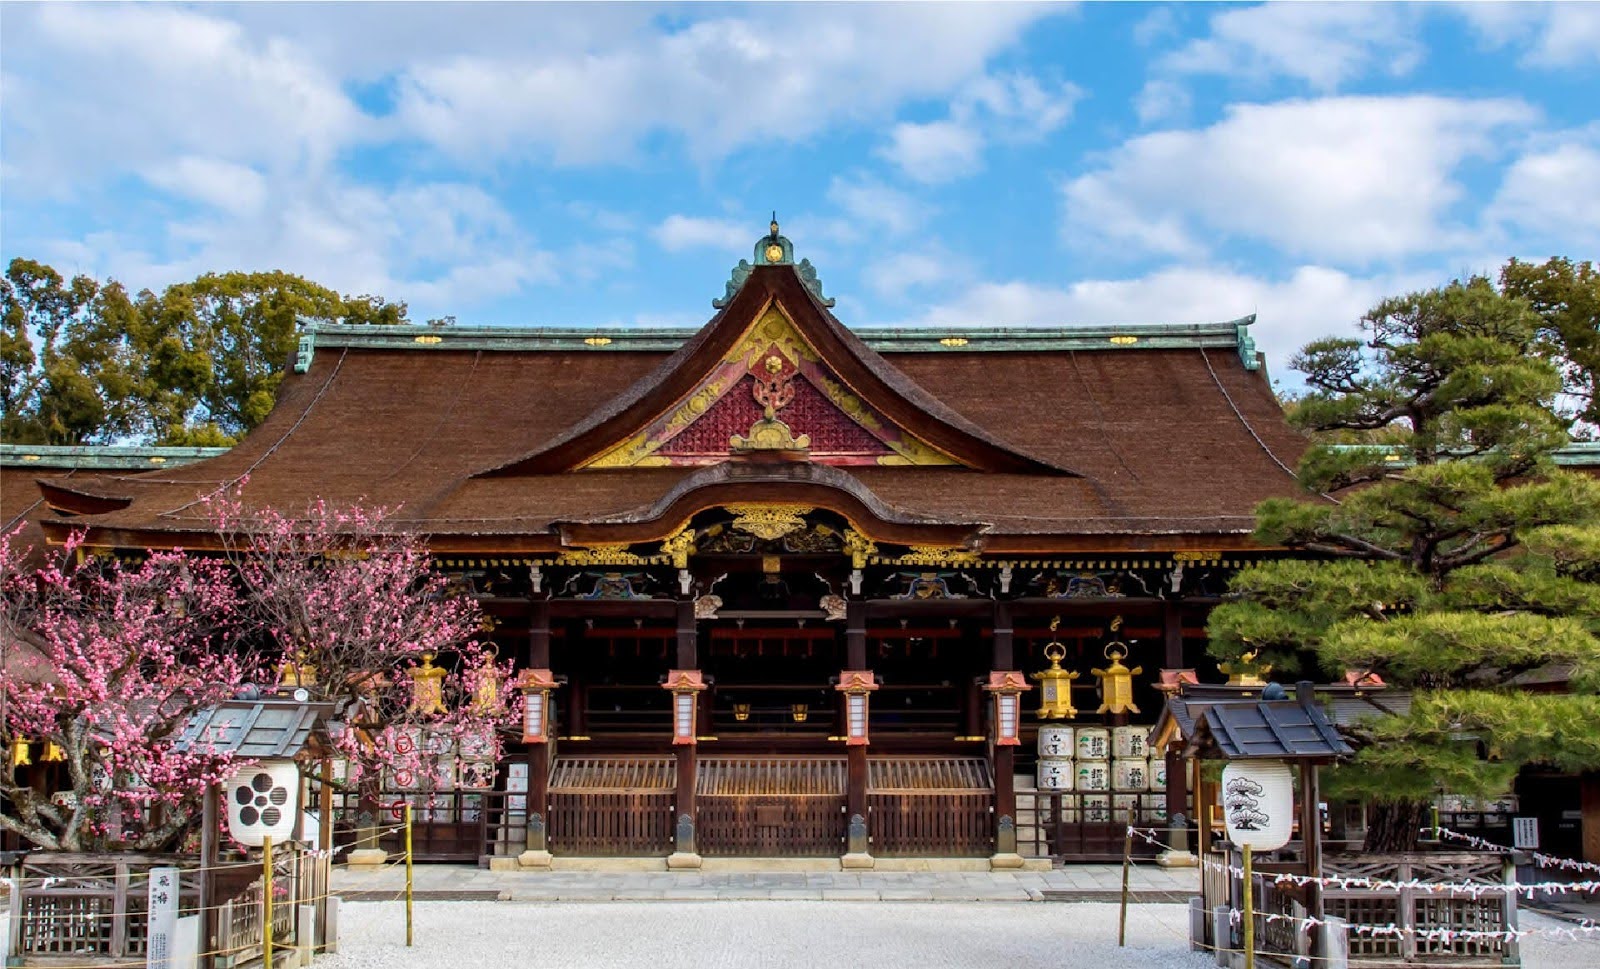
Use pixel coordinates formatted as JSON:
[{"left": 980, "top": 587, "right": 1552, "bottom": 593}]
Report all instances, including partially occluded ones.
[
  {"left": 1090, "top": 617, "right": 1142, "bottom": 715},
  {"left": 660, "top": 527, "right": 697, "bottom": 569},
  {"left": 409, "top": 652, "right": 448, "bottom": 715},
  {"left": 725, "top": 504, "right": 813, "bottom": 541},
  {"left": 842, "top": 529, "right": 878, "bottom": 569}
]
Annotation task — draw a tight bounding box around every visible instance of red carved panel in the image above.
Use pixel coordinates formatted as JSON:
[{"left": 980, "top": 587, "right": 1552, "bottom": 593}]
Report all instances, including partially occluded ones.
[{"left": 657, "top": 374, "right": 891, "bottom": 459}]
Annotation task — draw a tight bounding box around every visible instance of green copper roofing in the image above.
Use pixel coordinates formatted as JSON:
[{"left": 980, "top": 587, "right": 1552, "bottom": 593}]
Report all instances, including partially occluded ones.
[
  {"left": 0, "top": 444, "right": 230, "bottom": 470},
  {"left": 713, "top": 217, "right": 835, "bottom": 309},
  {"left": 293, "top": 315, "right": 1264, "bottom": 373}
]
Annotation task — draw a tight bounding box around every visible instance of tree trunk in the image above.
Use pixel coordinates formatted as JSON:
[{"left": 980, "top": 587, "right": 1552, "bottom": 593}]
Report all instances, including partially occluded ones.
[{"left": 1363, "top": 799, "right": 1431, "bottom": 852}]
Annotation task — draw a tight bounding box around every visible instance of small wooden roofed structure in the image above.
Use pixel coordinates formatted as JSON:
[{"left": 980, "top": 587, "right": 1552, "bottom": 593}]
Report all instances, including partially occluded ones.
[
  {"left": 1183, "top": 682, "right": 1353, "bottom": 763},
  {"left": 172, "top": 695, "right": 336, "bottom": 760},
  {"left": 1150, "top": 677, "right": 1407, "bottom": 754}
]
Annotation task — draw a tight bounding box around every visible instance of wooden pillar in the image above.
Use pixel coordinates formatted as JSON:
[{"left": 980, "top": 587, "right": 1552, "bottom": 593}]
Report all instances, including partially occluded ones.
[
  {"left": 1583, "top": 773, "right": 1600, "bottom": 865},
  {"left": 844, "top": 603, "right": 869, "bottom": 838},
  {"left": 676, "top": 599, "right": 698, "bottom": 668},
  {"left": 527, "top": 601, "right": 552, "bottom": 849},
  {"left": 1165, "top": 744, "right": 1189, "bottom": 842},
  {"left": 1162, "top": 597, "right": 1184, "bottom": 668},
  {"left": 198, "top": 785, "right": 218, "bottom": 969},
  {"left": 991, "top": 602, "right": 1016, "bottom": 841},
  {"left": 1301, "top": 762, "right": 1324, "bottom": 920}
]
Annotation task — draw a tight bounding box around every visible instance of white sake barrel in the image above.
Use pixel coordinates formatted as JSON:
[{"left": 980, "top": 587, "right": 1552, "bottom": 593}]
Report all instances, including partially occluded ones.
[
  {"left": 1076, "top": 760, "right": 1111, "bottom": 791},
  {"left": 1036, "top": 757, "right": 1075, "bottom": 791},
  {"left": 1112, "top": 726, "right": 1149, "bottom": 759},
  {"left": 1113, "top": 793, "right": 1141, "bottom": 820},
  {"left": 1076, "top": 727, "right": 1110, "bottom": 761},
  {"left": 1143, "top": 794, "right": 1169, "bottom": 822},
  {"left": 1082, "top": 794, "right": 1111, "bottom": 823},
  {"left": 1037, "top": 725, "right": 1075, "bottom": 758},
  {"left": 1150, "top": 757, "right": 1168, "bottom": 791},
  {"left": 1114, "top": 758, "right": 1150, "bottom": 791}
]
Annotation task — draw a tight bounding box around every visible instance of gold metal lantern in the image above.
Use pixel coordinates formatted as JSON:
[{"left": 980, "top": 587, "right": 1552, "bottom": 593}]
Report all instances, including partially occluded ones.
[
  {"left": 1031, "top": 618, "right": 1080, "bottom": 720},
  {"left": 1091, "top": 618, "right": 1142, "bottom": 715}
]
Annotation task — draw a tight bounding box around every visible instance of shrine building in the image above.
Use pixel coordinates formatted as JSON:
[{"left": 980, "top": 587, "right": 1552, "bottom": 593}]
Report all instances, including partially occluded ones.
[{"left": 19, "top": 222, "right": 1320, "bottom": 866}]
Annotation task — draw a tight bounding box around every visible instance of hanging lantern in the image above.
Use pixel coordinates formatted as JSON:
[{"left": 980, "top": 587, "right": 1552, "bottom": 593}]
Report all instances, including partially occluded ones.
[
  {"left": 514, "top": 669, "right": 559, "bottom": 744},
  {"left": 1090, "top": 619, "right": 1142, "bottom": 715},
  {"left": 277, "top": 651, "right": 317, "bottom": 688},
  {"left": 1221, "top": 759, "right": 1295, "bottom": 851},
  {"left": 835, "top": 670, "right": 879, "bottom": 746},
  {"left": 9, "top": 739, "right": 31, "bottom": 768},
  {"left": 225, "top": 760, "right": 300, "bottom": 847},
  {"left": 41, "top": 741, "right": 66, "bottom": 763},
  {"left": 663, "top": 670, "right": 706, "bottom": 745},
  {"left": 1031, "top": 619, "right": 1080, "bottom": 719},
  {"left": 408, "top": 652, "right": 448, "bottom": 715},
  {"left": 984, "top": 671, "right": 1031, "bottom": 746},
  {"left": 732, "top": 703, "right": 752, "bottom": 722},
  {"left": 471, "top": 647, "right": 502, "bottom": 714},
  {"left": 790, "top": 703, "right": 809, "bottom": 723},
  {"left": 1220, "top": 650, "right": 1272, "bottom": 687}
]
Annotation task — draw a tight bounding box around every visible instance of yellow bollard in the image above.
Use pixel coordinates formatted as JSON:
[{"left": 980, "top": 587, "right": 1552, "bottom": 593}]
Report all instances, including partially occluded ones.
[
  {"left": 1242, "top": 844, "right": 1255, "bottom": 969},
  {"left": 404, "top": 802, "right": 414, "bottom": 947},
  {"left": 263, "top": 835, "right": 274, "bottom": 968}
]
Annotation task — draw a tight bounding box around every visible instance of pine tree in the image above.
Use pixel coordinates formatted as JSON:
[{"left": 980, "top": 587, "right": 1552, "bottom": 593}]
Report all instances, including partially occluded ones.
[{"left": 1208, "top": 276, "right": 1600, "bottom": 852}]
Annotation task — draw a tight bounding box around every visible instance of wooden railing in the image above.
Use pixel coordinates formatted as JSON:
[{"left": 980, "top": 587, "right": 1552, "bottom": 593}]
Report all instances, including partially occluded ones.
[
  {"left": 10, "top": 854, "right": 200, "bottom": 961},
  {"left": 869, "top": 793, "right": 991, "bottom": 856},
  {"left": 1322, "top": 852, "right": 1517, "bottom": 966},
  {"left": 1015, "top": 791, "right": 1170, "bottom": 861},
  {"left": 698, "top": 796, "right": 847, "bottom": 856},
  {"left": 547, "top": 792, "right": 675, "bottom": 856}
]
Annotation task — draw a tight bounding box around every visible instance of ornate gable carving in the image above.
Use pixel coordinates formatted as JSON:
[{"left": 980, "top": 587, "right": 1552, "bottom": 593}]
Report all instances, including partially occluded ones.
[{"left": 582, "top": 304, "right": 960, "bottom": 469}]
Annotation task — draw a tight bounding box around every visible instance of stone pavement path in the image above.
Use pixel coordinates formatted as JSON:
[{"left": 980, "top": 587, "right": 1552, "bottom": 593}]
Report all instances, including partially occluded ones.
[
  {"left": 321, "top": 900, "right": 1212, "bottom": 969},
  {"left": 333, "top": 863, "right": 1200, "bottom": 902}
]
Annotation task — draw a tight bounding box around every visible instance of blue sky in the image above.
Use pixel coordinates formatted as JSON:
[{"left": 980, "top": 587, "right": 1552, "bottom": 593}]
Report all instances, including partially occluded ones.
[{"left": 2, "top": 2, "right": 1596, "bottom": 383}]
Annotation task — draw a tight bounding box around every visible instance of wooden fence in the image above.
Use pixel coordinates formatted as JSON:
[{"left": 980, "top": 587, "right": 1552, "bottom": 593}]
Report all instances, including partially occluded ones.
[
  {"left": 1323, "top": 852, "right": 1517, "bottom": 966},
  {"left": 7, "top": 849, "right": 324, "bottom": 967},
  {"left": 868, "top": 793, "right": 991, "bottom": 856}
]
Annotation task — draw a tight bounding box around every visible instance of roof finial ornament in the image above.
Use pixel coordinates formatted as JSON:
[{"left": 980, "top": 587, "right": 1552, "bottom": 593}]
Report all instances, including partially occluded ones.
[
  {"left": 712, "top": 213, "right": 835, "bottom": 309},
  {"left": 770, "top": 212, "right": 780, "bottom": 239}
]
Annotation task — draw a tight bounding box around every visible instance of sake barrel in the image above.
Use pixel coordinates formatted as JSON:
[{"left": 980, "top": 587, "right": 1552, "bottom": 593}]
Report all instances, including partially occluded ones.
[
  {"left": 1112, "top": 725, "right": 1149, "bottom": 759},
  {"left": 1036, "top": 757, "right": 1075, "bottom": 791},
  {"left": 1113, "top": 758, "right": 1150, "bottom": 791},
  {"left": 1076, "top": 760, "right": 1111, "bottom": 791},
  {"left": 1082, "top": 793, "right": 1112, "bottom": 823},
  {"left": 1150, "top": 757, "right": 1168, "bottom": 792},
  {"left": 1113, "top": 793, "right": 1141, "bottom": 820},
  {"left": 1142, "top": 794, "right": 1169, "bottom": 822},
  {"left": 1037, "top": 725, "right": 1076, "bottom": 758},
  {"left": 1076, "top": 727, "right": 1111, "bottom": 761}
]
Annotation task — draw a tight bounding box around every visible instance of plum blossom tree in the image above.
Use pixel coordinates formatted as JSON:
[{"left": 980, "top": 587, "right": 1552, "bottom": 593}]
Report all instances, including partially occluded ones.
[
  {"left": 0, "top": 530, "right": 261, "bottom": 851},
  {"left": 207, "top": 492, "right": 517, "bottom": 826}
]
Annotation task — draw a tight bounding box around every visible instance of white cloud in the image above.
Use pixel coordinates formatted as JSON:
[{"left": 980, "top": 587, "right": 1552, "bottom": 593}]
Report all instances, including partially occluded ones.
[
  {"left": 879, "top": 121, "right": 985, "bottom": 184},
  {"left": 1133, "top": 79, "right": 1191, "bottom": 126},
  {"left": 864, "top": 248, "right": 969, "bottom": 302},
  {"left": 653, "top": 216, "right": 749, "bottom": 254},
  {"left": 877, "top": 71, "right": 1082, "bottom": 183},
  {"left": 1061, "top": 96, "right": 1537, "bottom": 264},
  {"left": 1161, "top": 2, "right": 1425, "bottom": 90},
  {"left": 389, "top": 5, "right": 1055, "bottom": 165},
  {"left": 827, "top": 176, "right": 929, "bottom": 238},
  {"left": 1455, "top": 2, "right": 1600, "bottom": 68},
  {"left": 914, "top": 264, "right": 1434, "bottom": 380},
  {"left": 142, "top": 158, "right": 268, "bottom": 216},
  {"left": 1489, "top": 136, "right": 1600, "bottom": 250}
]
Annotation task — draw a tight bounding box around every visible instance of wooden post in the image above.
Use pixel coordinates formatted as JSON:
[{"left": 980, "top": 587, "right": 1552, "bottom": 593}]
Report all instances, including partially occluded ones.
[
  {"left": 262, "top": 835, "right": 274, "bottom": 969},
  {"left": 198, "top": 785, "right": 218, "bottom": 969},
  {"left": 1195, "top": 758, "right": 1211, "bottom": 857},
  {"left": 844, "top": 609, "right": 869, "bottom": 838},
  {"left": 676, "top": 599, "right": 698, "bottom": 668},
  {"left": 403, "top": 804, "right": 414, "bottom": 947},
  {"left": 1300, "top": 762, "right": 1324, "bottom": 923},
  {"left": 1242, "top": 843, "right": 1255, "bottom": 969},
  {"left": 1162, "top": 598, "right": 1183, "bottom": 668},
  {"left": 1119, "top": 803, "right": 1134, "bottom": 946},
  {"left": 992, "top": 603, "right": 1016, "bottom": 842},
  {"left": 317, "top": 758, "right": 332, "bottom": 952}
]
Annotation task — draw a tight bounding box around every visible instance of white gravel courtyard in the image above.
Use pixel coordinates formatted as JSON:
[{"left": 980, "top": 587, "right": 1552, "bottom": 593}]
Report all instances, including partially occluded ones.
[{"left": 319, "top": 900, "right": 1600, "bottom": 969}]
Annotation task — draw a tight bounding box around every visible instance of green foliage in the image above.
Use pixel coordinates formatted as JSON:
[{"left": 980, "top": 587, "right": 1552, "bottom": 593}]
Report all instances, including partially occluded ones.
[
  {"left": 1212, "top": 273, "right": 1600, "bottom": 815},
  {"left": 1500, "top": 257, "right": 1600, "bottom": 431},
  {"left": 0, "top": 259, "right": 408, "bottom": 445}
]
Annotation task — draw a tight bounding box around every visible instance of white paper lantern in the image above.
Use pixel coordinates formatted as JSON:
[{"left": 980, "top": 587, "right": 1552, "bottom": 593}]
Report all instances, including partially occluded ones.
[
  {"left": 1036, "top": 758, "right": 1075, "bottom": 791},
  {"left": 1113, "top": 758, "right": 1150, "bottom": 791},
  {"left": 1112, "top": 726, "right": 1149, "bottom": 759},
  {"left": 1037, "top": 725, "right": 1075, "bottom": 758},
  {"left": 1221, "top": 759, "right": 1294, "bottom": 851},
  {"left": 1076, "top": 761, "right": 1111, "bottom": 791},
  {"left": 226, "top": 761, "right": 299, "bottom": 847},
  {"left": 1076, "top": 727, "right": 1110, "bottom": 761}
]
